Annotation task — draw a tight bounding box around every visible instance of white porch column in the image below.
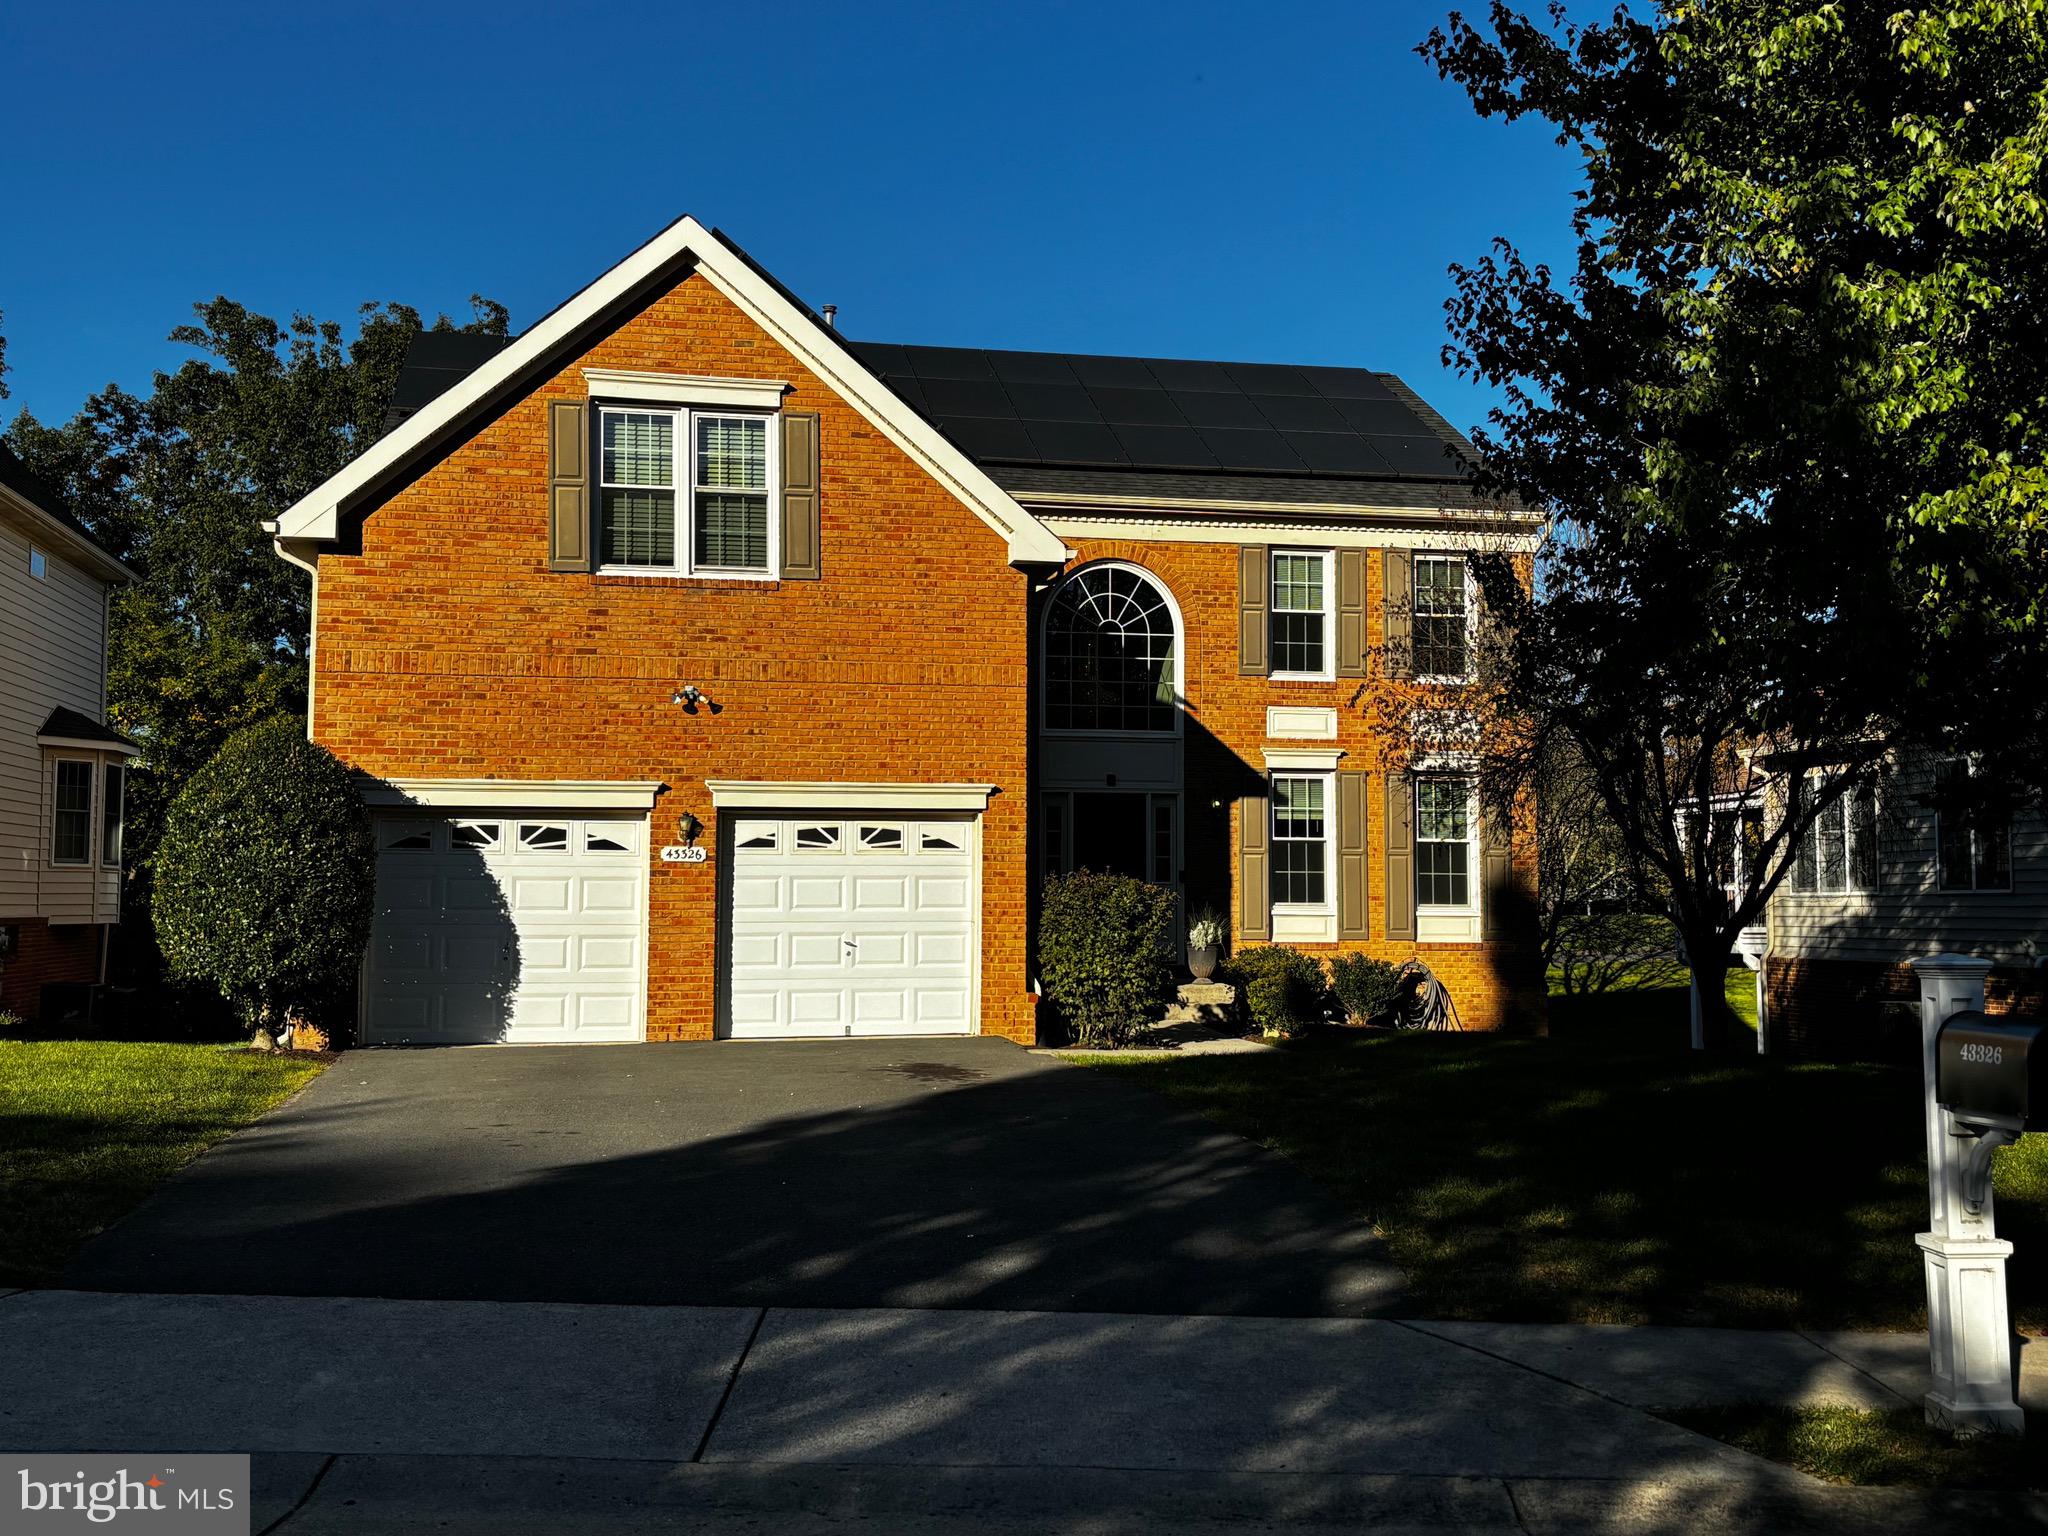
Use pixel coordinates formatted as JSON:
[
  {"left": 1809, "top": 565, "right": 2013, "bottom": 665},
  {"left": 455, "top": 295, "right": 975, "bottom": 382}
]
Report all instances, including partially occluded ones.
[{"left": 1909, "top": 952, "right": 2023, "bottom": 1435}]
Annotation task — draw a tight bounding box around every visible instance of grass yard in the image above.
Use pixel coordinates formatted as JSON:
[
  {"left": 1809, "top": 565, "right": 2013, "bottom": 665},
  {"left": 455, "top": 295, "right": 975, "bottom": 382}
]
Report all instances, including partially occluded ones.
[
  {"left": 0, "top": 1041, "right": 326, "bottom": 1287},
  {"left": 1669, "top": 1404, "right": 2046, "bottom": 1489},
  {"left": 1080, "top": 979, "right": 2048, "bottom": 1330}
]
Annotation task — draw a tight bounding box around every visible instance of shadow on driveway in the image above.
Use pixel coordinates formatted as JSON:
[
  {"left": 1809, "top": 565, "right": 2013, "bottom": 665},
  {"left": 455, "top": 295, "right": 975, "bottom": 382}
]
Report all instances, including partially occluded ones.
[{"left": 63, "top": 1039, "right": 1401, "bottom": 1317}]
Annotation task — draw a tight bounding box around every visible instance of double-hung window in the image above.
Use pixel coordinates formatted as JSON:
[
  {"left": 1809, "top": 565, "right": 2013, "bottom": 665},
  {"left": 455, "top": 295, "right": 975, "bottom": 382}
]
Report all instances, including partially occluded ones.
[
  {"left": 1934, "top": 759, "right": 2011, "bottom": 892},
  {"left": 597, "top": 405, "right": 773, "bottom": 576},
  {"left": 1269, "top": 551, "right": 1332, "bottom": 679},
  {"left": 1269, "top": 773, "right": 1330, "bottom": 909},
  {"left": 1791, "top": 780, "right": 1878, "bottom": 894},
  {"left": 1415, "top": 775, "right": 1476, "bottom": 909},
  {"left": 52, "top": 760, "right": 92, "bottom": 866},
  {"left": 1413, "top": 555, "right": 1471, "bottom": 681}
]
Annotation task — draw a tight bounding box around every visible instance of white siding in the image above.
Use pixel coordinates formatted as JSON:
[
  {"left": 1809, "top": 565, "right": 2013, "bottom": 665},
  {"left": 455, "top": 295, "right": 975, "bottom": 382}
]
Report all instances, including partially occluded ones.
[
  {"left": 1767, "top": 752, "right": 2048, "bottom": 966},
  {"left": 0, "top": 501, "right": 119, "bottom": 924}
]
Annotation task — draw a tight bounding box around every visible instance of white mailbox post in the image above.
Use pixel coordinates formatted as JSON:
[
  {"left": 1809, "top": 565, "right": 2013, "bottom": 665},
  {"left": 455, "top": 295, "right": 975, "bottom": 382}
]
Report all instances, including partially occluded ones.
[
  {"left": 1734, "top": 925, "right": 1769, "bottom": 1055},
  {"left": 1910, "top": 952, "right": 2023, "bottom": 1435}
]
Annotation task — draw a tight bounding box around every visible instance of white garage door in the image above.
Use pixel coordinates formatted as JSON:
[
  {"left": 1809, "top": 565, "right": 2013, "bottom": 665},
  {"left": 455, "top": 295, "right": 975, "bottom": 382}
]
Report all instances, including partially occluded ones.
[
  {"left": 726, "top": 816, "right": 978, "bottom": 1038},
  {"left": 364, "top": 814, "right": 647, "bottom": 1045}
]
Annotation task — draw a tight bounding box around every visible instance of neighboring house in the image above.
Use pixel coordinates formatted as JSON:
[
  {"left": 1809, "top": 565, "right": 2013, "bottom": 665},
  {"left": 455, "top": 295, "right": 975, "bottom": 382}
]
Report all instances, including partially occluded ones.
[
  {"left": 0, "top": 446, "right": 137, "bottom": 1018},
  {"left": 1765, "top": 752, "right": 2046, "bottom": 1059},
  {"left": 270, "top": 217, "right": 1543, "bottom": 1047}
]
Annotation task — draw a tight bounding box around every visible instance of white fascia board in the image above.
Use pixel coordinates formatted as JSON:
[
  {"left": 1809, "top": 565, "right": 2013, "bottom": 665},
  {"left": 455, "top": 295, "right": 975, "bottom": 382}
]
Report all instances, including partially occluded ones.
[
  {"left": 358, "top": 778, "right": 666, "bottom": 810},
  {"left": 582, "top": 369, "right": 788, "bottom": 409},
  {"left": 1039, "top": 514, "right": 1540, "bottom": 552},
  {"left": 273, "top": 216, "right": 1068, "bottom": 567},
  {"left": 1261, "top": 748, "right": 1347, "bottom": 771},
  {"left": 706, "top": 780, "right": 997, "bottom": 812},
  {"left": 37, "top": 736, "right": 143, "bottom": 758}
]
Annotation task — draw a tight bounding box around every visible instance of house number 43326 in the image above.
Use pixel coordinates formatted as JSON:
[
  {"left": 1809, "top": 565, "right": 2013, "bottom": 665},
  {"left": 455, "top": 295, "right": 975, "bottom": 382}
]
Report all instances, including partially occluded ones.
[
  {"left": 660, "top": 846, "right": 708, "bottom": 864},
  {"left": 1959, "top": 1042, "right": 2003, "bottom": 1065}
]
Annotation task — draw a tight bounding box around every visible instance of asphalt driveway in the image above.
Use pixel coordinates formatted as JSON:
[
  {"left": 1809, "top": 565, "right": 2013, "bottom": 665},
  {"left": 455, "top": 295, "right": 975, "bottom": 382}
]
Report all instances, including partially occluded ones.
[{"left": 63, "top": 1039, "right": 1402, "bottom": 1316}]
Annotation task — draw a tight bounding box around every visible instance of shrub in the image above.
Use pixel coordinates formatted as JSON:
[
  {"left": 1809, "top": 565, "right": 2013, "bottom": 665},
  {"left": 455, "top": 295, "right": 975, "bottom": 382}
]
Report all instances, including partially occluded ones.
[
  {"left": 1225, "top": 945, "right": 1332, "bottom": 1038},
  {"left": 153, "top": 718, "right": 375, "bottom": 1040},
  {"left": 1329, "top": 953, "right": 1405, "bottom": 1024},
  {"left": 1038, "top": 870, "right": 1177, "bottom": 1048}
]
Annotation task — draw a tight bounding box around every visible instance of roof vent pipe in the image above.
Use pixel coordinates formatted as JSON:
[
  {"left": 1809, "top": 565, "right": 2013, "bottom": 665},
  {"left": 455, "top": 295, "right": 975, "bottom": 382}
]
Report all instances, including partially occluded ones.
[{"left": 822, "top": 304, "right": 838, "bottom": 330}]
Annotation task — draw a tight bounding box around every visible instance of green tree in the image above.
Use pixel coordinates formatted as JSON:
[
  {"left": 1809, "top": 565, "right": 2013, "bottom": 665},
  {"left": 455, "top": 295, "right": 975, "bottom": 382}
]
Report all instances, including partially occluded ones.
[
  {"left": 5, "top": 294, "right": 506, "bottom": 978},
  {"left": 1423, "top": 2, "right": 2048, "bottom": 1042},
  {"left": 153, "top": 719, "right": 375, "bottom": 1042}
]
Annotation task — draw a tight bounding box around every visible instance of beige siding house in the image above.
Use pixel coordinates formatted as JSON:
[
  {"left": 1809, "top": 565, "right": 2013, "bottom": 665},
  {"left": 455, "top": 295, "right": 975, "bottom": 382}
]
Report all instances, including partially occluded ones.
[
  {"left": 0, "top": 446, "right": 136, "bottom": 1017},
  {"left": 1764, "top": 751, "right": 2046, "bottom": 1059}
]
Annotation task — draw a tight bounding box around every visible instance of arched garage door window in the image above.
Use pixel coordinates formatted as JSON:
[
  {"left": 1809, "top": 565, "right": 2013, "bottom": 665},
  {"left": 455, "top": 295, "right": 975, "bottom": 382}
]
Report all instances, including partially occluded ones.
[{"left": 1042, "top": 562, "right": 1181, "bottom": 733}]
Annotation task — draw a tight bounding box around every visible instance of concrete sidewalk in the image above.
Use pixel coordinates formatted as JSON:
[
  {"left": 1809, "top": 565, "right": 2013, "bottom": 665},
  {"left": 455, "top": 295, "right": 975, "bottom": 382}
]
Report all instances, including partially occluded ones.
[{"left": 2, "top": 1291, "right": 2041, "bottom": 1533}]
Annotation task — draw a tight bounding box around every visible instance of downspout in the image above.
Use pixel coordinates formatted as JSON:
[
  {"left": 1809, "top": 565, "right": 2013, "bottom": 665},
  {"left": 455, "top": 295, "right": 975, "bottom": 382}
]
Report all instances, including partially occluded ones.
[{"left": 265, "top": 526, "right": 320, "bottom": 739}]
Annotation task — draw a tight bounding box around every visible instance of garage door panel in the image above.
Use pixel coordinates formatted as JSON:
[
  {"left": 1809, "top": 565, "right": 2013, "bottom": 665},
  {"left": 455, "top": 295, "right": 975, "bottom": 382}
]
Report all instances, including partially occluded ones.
[
  {"left": 790, "top": 876, "right": 848, "bottom": 912},
  {"left": 364, "top": 814, "right": 646, "bottom": 1046},
  {"left": 726, "top": 813, "right": 976, "bottom": 1039}
]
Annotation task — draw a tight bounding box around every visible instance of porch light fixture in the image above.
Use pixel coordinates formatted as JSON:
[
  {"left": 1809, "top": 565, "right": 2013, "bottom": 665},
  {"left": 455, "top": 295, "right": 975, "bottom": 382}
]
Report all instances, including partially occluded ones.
[
  {"left": 677, "top": 811, "right": 704, "bottom": 847},
  {"left": 672, "top": 684, "right": 712, "bottom": 713}
]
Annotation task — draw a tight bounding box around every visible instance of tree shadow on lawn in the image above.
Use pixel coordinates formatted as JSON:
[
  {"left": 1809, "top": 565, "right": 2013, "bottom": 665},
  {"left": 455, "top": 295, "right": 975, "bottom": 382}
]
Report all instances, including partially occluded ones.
[{"left": 1100, "top": 995, "right": 2047, "bottom": 1331}]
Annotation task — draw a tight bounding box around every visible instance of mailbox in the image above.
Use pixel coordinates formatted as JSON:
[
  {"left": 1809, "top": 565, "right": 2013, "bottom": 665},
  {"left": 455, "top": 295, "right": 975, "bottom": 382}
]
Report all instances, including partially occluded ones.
[{"left": 1937, "top": 1011, "right": 2046, "bottom": 1133}]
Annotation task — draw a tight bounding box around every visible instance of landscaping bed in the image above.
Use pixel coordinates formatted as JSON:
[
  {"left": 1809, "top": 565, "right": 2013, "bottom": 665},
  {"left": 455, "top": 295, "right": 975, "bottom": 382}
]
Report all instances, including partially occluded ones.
[
  {"left": 1081, "top": 982, "right": 2048, "bottom": 1330},
  {"left": 0, "top": 1040, "right": 328, "bottom": 1286}
]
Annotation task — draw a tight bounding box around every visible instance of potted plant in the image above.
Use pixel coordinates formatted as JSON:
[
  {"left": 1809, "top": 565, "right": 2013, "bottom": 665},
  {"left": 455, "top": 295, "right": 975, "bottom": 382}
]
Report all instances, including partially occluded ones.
[{"left": 1187, "top": 907, "right": 1225, "bottom": 980}]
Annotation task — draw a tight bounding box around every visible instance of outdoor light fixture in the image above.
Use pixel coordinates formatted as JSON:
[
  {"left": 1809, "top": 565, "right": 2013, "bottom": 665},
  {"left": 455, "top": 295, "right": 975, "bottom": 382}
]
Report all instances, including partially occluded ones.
[
  {"left": 677, "top": 811, "right": 704, "bottom": 846},
  {"left": 671, "top": 685, "right": 706, "bottom": 708}
]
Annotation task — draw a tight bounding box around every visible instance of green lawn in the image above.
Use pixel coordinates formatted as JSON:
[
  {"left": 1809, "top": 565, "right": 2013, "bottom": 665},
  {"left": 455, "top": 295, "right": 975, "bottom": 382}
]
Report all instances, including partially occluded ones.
[
  {"left": 1080, "top": 984, "right": 2048, "bottom": 1330},
  {"left": 1670, "top": 1404, "right": 2046, "bottom": 1489},
  {"left": 0, "top": 1041, "right": 326, "bottom": 1286}
]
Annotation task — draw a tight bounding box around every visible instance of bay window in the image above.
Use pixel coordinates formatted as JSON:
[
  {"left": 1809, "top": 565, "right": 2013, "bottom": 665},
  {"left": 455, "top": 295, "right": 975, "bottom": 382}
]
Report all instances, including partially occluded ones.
[{"left": 52, "top": 760, "right": 92, "bottom": 866}]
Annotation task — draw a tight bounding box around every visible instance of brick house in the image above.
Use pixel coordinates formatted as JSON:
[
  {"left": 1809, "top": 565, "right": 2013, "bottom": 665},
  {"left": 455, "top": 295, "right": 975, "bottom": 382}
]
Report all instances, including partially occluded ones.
[
  {"left": 271, "top": 218, "right": 1543, "bottom": 1046},
  {"left": 0, "top": 447, "right": 136, "bottom": 1019}
]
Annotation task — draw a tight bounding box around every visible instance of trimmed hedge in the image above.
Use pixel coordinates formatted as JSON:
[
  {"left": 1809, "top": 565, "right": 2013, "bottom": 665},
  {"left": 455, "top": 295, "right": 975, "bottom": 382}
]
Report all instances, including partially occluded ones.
[
  {"left": 153, "top": 718, "right": 374, "bottom": 1037},
  {"left": 1226, "top": 945, "right": 1332, "bottom": 1038},
  {"left": 1038, "top": 870, "right": 1177, "bottom": 1048},
  {"left": 1329, "top": 953, "right": 1405, "bottom": 1025}
]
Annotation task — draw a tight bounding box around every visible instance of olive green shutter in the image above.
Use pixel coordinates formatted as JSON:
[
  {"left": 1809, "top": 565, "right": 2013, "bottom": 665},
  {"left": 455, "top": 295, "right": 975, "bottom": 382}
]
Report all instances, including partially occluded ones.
[
  {"left": 1238, "top": 545, "right": 1269, "bottom": 676},
  {"left": 780, "top": 411, "right": 822, "bottom": 580},
  {"left": 1238, "top": 789, "right": 1271, "bottom": 942},
  {"left": 1384, "top": 771, "right": 1415, "bottom": 941},
  {"left": 1336, "top": 548, "right": 1366, "bottom": 678},
  {"left": 1337, "top": 769, "right": 1370, "bottom": 940},
  {"left": 1382, "top": 547, "right": 1412, "bottom": 681},
  {"left": 1481, "top": 791, "right": 1514, "bottom": 939},
  {"left": 547, "top": 399, "right": 591, "bottom": 572}
]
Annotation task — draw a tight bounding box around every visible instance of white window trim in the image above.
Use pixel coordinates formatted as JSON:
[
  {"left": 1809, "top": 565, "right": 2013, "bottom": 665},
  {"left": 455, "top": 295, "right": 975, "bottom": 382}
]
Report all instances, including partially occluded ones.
[
  {"left": 101, "top": 762, "right": 125, "bottom": 868},
  {"left": 1413, "top": 553, "right": 1477, "bottom": 686},
  {"left": 1933, "top": 759, "right": 2014, "bottom": 895},
  {"left": 50, "top": 756, "right": 95, "bottom": 867},
  {"left": 1269, "top": 770, "right": 1336, "bottom": 920},
  {"left": 1415, "top": 773, "right": 1480, "bottom": 916},
  {"left": 581, "top": 368, "right": 787, "bottom": 410},
  {"left": 1269, "top": 548, "right": 1335, "bottom": 682},
  {"left": 593, "top": 401, "right": 780, "bottom": 581}
]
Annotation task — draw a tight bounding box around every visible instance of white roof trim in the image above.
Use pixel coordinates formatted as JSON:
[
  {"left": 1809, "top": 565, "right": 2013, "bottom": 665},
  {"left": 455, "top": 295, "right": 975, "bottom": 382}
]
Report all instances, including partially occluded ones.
[
  {"left": 1262, "top": 748, "right": 1347, "bottom": 772},
  {"left": 582, "top": 368, "right": 787, "bottom": 409},
  {"left": 358, "top": 778, "right": 665, "bottom": 810},
  {"left": 706, "top": 780, "right": 996, "bottom": 812},
  {"left": 274, "top": 216, "right": 1068, "bottom": 567},
  {"left": 38, "top": 736, "right": 143, "bottom": 759}
]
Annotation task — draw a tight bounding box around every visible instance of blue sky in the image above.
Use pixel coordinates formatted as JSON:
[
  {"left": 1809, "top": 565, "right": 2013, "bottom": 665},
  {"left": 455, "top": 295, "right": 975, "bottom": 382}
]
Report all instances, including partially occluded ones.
[{"left": 0, "top": 1, "right": 1581, "bottom": 441}]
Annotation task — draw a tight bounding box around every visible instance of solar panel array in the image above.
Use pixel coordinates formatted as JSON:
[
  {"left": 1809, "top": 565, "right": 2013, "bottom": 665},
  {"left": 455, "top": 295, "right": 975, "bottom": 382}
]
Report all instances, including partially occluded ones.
[{"left": 847, "top": 343, "right": 1470, "bottom": 481}]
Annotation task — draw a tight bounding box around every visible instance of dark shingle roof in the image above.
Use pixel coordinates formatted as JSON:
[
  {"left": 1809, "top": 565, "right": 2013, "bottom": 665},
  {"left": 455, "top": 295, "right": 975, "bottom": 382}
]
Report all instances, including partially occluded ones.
[
  {"left": 845, "top": 343, "right": 1475, "bottom": 484},
  {"left": 0, "top": 444, "right": 133, "bottom": 572},
  {"left": 37, "top": 706, "right": 136, "bottom": 750}
]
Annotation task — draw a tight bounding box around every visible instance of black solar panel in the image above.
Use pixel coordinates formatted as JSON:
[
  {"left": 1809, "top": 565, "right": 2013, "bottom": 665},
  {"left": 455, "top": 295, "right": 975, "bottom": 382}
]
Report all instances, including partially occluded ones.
[{"left": 847, "top": 341, "right": 1475, "bottom": 483}]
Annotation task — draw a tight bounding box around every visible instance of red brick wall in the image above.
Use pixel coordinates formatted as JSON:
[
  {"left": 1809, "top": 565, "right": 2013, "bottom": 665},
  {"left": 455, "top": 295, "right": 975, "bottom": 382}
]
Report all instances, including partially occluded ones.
[
  {"left": 0, "top": 919, "right": 101, "bottom": 1019},
  {"left": 1056, "top": 539, "right": 1545, "bottom": 1032},
  {"left": 312, "top": 271, "right": 1036, "bottom": 1042},
  {"left": 1765, "top": 954, "right": 2046, "bottom": 1063}
]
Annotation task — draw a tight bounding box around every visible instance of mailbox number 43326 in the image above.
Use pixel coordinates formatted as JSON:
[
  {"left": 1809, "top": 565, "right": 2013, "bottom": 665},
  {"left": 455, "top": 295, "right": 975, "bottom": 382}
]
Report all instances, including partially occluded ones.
[{"left": 1959, "top": 1042, "right": 2004, "bottom": 1065}]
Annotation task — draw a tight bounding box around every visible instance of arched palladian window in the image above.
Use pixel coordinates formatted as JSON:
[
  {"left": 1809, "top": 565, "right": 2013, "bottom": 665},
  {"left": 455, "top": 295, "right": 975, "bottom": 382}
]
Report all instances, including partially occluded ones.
[{"left": 1043, "top": 563, "right": 1181, "bottom": 733}]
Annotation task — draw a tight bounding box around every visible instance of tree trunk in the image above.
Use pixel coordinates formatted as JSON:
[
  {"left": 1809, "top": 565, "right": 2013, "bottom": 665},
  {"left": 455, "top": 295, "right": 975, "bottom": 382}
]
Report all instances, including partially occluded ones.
[{"left": 1684, "top": 942, "right": 1738, "bottom": 1052}]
